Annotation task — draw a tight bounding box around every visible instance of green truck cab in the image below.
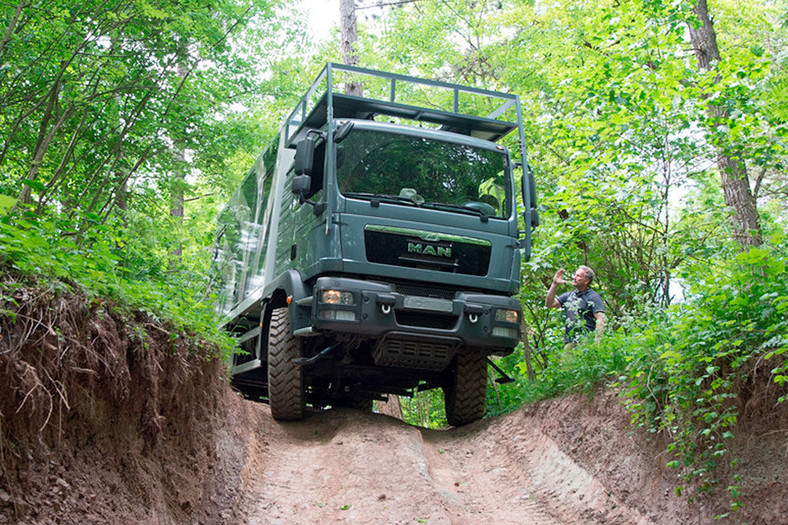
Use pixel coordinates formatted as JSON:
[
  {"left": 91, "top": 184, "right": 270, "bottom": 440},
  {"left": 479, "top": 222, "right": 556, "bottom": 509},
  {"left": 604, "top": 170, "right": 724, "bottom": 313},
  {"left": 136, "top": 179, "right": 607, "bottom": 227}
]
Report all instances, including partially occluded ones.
[{"left": 212, "top": 64, "right": 537, "bottom": 425}]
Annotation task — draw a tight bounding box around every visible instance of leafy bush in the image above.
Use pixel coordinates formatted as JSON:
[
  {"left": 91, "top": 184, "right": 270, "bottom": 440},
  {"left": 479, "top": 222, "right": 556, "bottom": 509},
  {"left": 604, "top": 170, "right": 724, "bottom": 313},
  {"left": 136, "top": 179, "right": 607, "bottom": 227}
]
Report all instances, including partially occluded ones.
[
  {"left": 483, "top": 331, "right": 632, "bottom": 417},
  {"left": 622, "top": 247, "right": 787, "bottom": 508},
  {"left": 0, "top": 211, "right": 234, "bottom": 357}
]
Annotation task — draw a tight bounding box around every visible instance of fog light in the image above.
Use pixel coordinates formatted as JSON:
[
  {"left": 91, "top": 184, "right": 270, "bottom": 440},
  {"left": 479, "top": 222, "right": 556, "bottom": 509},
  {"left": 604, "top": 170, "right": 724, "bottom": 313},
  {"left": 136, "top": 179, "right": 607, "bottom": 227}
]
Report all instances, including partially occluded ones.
[
  {"left": 333, "top": 310, "right": 357, "bottom": 321},
  {"left": 492, "top": 326, "right": 518, "bottom": 339},
  {"left": 322, "top": 289, "right": 354, "bottom": 305},
  {"left": 318, "top": 310, "right": 357, "bottom": 321},
  {"left": 494, "top": 308, "right": 519, "bottom": 323}
]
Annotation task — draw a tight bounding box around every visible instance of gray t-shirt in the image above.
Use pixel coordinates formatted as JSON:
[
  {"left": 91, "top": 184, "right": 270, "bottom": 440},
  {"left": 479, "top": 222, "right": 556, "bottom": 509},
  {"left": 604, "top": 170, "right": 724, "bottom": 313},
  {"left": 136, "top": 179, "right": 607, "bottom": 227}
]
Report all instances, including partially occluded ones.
[{"left": 557, "top": 288, "right": 604, "bottom": 343}]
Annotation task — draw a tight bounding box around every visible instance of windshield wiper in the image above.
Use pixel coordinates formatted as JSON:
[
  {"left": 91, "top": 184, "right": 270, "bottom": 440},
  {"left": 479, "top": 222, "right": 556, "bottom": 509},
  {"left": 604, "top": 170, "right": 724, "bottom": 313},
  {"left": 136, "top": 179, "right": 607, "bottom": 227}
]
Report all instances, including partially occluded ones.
[
  {"left": 343, "top": 192, "right": 418, "bottom": 206},
  {"left": 343, "top": 193, "right": 491, "bottom": 222},
  {"left": 421, "top": 202, "right": 491, "bottom": 222}
]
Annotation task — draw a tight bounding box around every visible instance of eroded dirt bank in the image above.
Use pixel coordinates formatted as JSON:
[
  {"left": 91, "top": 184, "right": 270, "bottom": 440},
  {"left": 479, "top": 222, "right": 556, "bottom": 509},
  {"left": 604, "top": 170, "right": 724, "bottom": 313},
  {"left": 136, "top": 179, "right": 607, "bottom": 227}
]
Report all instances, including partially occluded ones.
[
  {"left": 1, "top": 286, "right": 786, "bottom": 524},
  {"left": 0, "top": 285, "right": 247, "bottom": 524}
]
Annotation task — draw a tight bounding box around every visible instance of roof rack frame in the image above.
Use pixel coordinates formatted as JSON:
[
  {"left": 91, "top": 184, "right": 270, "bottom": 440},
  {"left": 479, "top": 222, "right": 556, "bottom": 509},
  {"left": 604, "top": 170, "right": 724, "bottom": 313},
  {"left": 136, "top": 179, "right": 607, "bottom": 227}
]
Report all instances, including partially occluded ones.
[{"left": 284, "top": 63, "right": 521, "bottom": 146}]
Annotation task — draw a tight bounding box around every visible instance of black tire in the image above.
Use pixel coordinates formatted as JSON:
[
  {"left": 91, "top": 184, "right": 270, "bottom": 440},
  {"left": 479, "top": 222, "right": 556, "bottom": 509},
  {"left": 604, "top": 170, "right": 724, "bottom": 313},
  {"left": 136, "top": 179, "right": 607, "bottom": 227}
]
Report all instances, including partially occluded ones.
[
  {"left": 444, "top": 350, "right": 487, "bottom": 426},
  {"left": 267, "top": 307, "right": 305, "bottom": 420}
]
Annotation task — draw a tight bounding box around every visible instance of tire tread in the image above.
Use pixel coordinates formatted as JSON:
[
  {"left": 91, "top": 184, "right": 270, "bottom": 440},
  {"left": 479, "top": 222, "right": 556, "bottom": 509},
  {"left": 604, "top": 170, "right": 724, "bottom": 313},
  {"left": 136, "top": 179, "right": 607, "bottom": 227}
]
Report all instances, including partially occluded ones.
[{"left": 267, "top": 307, "right": 304, "bottom": 420}]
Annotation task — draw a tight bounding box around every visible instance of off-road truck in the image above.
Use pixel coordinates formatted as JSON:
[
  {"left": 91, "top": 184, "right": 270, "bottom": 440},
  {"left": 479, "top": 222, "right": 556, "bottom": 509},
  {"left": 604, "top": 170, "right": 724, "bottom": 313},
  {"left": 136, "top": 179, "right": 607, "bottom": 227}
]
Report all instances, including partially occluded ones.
[{"left": 212, "top": 63, "right": 538, "bottom": 425}]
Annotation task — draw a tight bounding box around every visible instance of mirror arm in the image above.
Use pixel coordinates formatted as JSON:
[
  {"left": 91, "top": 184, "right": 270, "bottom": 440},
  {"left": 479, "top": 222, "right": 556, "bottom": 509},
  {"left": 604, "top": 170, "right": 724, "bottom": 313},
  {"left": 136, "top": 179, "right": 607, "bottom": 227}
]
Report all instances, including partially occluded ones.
[
  {"left": 308, "top": 129, "right": 327, "bottom": 141},
  {"left": 298, "top": 195, "right": 326, "bottom": 215}
]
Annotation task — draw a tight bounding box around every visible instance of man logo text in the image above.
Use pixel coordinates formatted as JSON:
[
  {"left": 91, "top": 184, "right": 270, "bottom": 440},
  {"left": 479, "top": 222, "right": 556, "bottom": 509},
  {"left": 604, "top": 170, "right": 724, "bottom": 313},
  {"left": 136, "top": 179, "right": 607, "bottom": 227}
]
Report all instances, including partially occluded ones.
[{"left": 407, "top": 243, "right": 452, "bottom": 258}]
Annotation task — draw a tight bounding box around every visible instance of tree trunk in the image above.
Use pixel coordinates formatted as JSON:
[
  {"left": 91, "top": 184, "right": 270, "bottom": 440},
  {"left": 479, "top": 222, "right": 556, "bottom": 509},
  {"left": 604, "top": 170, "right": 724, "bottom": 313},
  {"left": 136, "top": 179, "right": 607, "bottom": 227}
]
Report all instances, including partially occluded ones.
[
  {"left": 687, "top": 0, "right": 762, "bottom": 247},
  {"left": 376, "top": 395, "right": 403, "bottom": 420},
  {"left": 168, "top": 59, "right": 189, "bottom": 269},
  {"left": 168, "top": 145, "right": 186, "bottom": 268},
  {"left": 339, "top": 0, "right": 362, "bottom": 96},
  {"left": 521, "top": 328, "right": 536, "bottom": 382},
  {"left": 0, "top": 0, "right": 27, "bottom": 59}
]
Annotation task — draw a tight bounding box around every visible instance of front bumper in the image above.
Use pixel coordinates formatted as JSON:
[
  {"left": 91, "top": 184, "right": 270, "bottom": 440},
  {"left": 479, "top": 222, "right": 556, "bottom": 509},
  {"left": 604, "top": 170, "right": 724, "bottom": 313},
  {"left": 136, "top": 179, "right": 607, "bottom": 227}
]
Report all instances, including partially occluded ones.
[{"left": 301, "top": 276, "right": 521, "bottom": 355}]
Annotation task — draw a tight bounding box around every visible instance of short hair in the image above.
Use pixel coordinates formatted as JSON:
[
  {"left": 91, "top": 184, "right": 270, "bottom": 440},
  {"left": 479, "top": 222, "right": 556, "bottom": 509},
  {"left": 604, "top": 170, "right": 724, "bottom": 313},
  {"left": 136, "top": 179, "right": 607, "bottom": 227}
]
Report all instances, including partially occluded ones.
[{"left": 579, "top": 265, "right": 595, "bottom": 283}]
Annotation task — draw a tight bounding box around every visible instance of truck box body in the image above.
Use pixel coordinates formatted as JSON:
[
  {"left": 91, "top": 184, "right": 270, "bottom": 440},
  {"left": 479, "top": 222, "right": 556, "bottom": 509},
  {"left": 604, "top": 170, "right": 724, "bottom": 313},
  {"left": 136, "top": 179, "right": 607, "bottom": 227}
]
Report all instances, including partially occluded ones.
[{"left": 212, "top": 64, "right": 537, "bottom": 425}]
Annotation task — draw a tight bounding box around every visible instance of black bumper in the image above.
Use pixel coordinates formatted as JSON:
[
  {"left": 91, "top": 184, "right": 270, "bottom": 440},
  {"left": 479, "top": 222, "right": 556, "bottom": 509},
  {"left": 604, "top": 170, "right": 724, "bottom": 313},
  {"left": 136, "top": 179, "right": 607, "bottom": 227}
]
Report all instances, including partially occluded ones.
[{"left": 301, "top": 276, "right": 521, "bottom": 355}]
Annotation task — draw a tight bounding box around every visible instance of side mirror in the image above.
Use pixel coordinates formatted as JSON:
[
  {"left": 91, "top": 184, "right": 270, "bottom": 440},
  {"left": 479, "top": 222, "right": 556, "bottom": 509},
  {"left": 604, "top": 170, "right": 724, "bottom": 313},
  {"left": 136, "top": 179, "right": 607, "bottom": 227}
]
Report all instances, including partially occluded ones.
[
  {"left": 521, "top": 164, "right": 539, "bottom": 229},
  {"left": 528, "top": 169, "right": 538, "bottom": 228},
  {"left": 294, "top": 137, "right": 316, "bottom": 175},
  {"left": 292, "top": 174, "right": 311, "bottom": 196},
  {"left": 334, "top": 120, "right": 354, "bottom": 143}
]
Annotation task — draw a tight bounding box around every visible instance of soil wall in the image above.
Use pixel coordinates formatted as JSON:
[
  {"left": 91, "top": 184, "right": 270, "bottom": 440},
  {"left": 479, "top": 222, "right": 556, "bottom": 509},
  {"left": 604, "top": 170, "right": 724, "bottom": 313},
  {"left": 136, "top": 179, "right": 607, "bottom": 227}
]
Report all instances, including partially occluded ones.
[{"left": 0, "top": 286, "right": 244, "bottom": 524}]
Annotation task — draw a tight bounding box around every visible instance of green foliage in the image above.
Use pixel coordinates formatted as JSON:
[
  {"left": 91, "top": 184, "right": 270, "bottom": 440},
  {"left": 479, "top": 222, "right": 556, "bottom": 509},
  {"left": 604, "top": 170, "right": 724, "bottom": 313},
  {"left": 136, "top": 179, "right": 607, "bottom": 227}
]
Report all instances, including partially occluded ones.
[
  {"left": 0, "top": 0, "right": 290, "bottom": 227},
  {"left": 401, "top": 389, "right": 448, "bottom": 429},
  {"left": 484, "top": 333, "right": 632, "bottom": 416},
  {"left": 621, "top": 248, "right": 787, "bottom": 504},
  {"left": 0, "top": 0, "right": 305, "bottom": 359},
  {"left": 0, "top": 211, "right": 235, "bottom": 356}
]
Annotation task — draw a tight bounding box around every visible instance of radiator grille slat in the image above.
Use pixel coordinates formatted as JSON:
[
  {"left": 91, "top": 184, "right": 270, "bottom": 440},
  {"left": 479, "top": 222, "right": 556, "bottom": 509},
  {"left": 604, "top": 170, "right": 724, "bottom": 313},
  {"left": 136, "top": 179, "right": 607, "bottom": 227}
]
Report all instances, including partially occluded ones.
[{"left": 372, "top": 335, "right": 457, "bottom": 371}]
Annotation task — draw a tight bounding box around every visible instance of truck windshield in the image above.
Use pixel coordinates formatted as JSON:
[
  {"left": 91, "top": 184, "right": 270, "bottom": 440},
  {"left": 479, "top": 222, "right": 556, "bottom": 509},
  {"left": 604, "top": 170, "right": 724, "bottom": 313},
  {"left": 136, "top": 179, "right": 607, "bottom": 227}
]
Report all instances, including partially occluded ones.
[{"left": 336, "top": 129, "right": 510, "bottom": 218}]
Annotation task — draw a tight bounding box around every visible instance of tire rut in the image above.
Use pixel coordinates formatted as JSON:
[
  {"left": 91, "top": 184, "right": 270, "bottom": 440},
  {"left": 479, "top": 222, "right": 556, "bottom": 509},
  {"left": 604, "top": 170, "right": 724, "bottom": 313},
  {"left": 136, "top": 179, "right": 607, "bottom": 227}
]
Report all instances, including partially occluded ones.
[{"left": 230, "top": 404, "right": 654, "bottom": 525}]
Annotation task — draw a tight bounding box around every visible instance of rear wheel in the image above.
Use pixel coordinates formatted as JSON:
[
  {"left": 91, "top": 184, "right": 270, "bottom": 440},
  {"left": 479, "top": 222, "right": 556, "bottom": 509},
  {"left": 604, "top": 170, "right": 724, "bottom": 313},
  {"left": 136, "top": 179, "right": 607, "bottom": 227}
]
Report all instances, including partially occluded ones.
[
  {"left": 444, "top": 350, "right": 487, "bottom": 426},
  {"left": 267, "top": 307, "right": 305, "bottom": 420}
]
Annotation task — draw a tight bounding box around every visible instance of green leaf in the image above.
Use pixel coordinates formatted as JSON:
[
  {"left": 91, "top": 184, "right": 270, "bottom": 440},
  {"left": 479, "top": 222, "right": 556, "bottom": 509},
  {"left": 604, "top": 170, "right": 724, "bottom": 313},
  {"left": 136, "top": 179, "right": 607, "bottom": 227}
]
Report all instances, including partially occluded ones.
[
  {"left": 0, "top": 194, "right": 16, "bottom": 215},
  {"left": 22, "top": 179, "right": 46, "bottom": 192}
]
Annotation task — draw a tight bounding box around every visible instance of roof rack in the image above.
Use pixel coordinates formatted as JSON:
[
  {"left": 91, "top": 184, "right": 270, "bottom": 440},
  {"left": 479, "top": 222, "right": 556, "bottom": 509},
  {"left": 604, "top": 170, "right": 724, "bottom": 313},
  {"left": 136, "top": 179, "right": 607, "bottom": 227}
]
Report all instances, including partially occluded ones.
[{"left": 284, "top": 63, "right": 521, "bottom": 146}]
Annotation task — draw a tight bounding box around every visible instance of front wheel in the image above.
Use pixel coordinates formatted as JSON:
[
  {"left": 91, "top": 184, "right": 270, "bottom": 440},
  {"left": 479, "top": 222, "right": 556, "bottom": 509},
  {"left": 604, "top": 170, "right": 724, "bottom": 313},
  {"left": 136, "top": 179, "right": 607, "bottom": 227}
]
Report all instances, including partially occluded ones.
[
  {"left": 444, "top": 350, "right": 487, "bottom": 426},
  {"left": 267, "top": 307, "right": 305, "bottom": 420}
]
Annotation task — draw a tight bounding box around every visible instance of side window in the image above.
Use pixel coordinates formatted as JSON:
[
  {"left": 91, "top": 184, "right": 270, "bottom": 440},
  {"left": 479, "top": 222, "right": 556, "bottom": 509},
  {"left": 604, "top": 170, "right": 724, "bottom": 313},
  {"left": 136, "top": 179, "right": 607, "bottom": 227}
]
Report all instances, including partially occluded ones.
[
  {"left": 248, "top": 148, "right": 277, "bottom": 284},
  {"left": 211, "top": 209, "right": 237, "bottom": 298}
]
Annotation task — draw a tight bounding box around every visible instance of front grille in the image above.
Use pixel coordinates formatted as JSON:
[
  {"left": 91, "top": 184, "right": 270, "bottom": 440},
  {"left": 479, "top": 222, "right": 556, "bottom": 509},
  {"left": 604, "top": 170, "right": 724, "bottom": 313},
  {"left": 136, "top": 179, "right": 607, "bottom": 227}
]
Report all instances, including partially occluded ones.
[
  {"left": 396, "top": 284, "right": 455, "bottom": 300},
  {"left": 372, "top": 336, "right": 456, "bottom": 371},
  {"left": 364, "top": 227, "right": 491, "bottom": 276}
]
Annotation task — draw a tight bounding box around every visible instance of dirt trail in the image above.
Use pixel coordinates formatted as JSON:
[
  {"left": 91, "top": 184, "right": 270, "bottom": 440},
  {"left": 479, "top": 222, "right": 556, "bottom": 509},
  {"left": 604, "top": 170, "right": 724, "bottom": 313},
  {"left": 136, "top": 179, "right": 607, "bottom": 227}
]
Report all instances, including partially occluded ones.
[
  {"left": 225, "top": 388, "right": 788, "bottom": 525},
  {"left": 228, "top": 402, "right": 660, "bottom": 525}
]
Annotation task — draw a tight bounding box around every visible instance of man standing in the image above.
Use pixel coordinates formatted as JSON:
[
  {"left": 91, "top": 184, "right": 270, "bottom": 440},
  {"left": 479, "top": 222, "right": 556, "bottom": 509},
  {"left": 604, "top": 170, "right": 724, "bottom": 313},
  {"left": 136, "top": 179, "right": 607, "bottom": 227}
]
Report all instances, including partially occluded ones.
[{"left": 545, "top": 266, "right": 605, "bottom": 348}]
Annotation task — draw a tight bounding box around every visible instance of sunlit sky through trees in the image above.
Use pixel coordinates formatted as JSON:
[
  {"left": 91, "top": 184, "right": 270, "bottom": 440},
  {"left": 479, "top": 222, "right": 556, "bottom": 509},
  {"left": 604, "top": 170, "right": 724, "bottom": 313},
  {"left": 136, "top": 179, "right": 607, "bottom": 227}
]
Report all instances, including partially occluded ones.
[{"left": 304, "top": 0, "right": 339, "bottom": 41}]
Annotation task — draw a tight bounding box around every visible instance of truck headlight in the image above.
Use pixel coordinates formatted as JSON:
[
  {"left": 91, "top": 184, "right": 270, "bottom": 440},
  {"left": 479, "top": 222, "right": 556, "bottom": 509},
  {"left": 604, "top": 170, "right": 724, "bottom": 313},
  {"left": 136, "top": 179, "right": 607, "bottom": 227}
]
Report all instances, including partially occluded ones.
[
  {"left": 317, "top": 289, "right": 358, "bottom": 322},
  {"left": 492, "top": 308, "right": 519, "bottom": 339},
  {"left": 494, "top": 308, "right": 519, "bottom": 323},
  {"left": 321, "top": 289, "right": 355, "bottom": 305}
]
